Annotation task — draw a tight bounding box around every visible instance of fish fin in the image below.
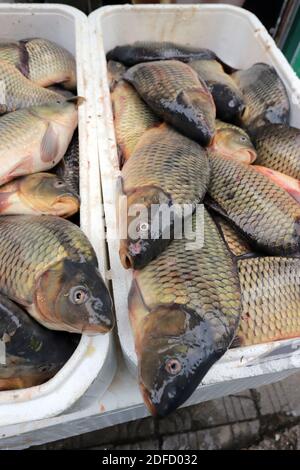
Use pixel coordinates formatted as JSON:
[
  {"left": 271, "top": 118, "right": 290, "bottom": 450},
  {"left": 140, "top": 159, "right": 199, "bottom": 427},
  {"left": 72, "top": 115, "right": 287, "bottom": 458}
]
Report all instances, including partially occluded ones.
[
  {"left": 206, "top": 201, "right": 259, "bottom": 259},
  {"left": 0, "top": 191, "right": 13, "bottom": 213},
  {"left": 117, "top": 143, "right": 125, "bottom": 169},
  {"left": 0, "top": 104, "right": 8, "bottom": 115},
  {"left": 17, "top": 40, "right": 30, "bottom": 77},
  {"left": 210, "top": 211, "right": 240, "bottom": 260},
  {"left": 236, "top": 252, "right": 261, "bottom": 261},
  {"left": 66, "top": 96, "right": 85, "bottom": 108},
  {"left": 230, "top": 335, "right": 243, "bottom": 348},
  {"left": 1, "top": 156, "right": 33, "bottom": 185},
  {"left": 204, "top": 195, "right": 229, "bottom": 219},
  {"left": 177, "top": 87, "right": 210, "bottom": 108},
  {"left": 41, "top": 124, "right": 59, "bottom": 163},
  {"left": 286, "top": 188, "right": 300, "bottom": 205}
]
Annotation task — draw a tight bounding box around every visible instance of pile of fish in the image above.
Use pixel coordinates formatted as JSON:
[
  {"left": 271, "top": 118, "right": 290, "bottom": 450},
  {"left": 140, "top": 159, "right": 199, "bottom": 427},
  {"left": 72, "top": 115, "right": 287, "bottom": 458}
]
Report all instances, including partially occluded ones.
[
  {"left": 107, "top": 41, "right": 300, "bottom": 417},
  {"left": 0, "top": 38, "right": 114, "bottom": 391}
]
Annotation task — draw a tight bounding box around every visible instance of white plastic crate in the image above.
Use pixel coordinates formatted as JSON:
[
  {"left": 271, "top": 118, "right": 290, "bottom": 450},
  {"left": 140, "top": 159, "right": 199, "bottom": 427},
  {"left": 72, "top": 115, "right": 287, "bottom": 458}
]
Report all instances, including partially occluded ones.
[
  {"left": 0, "top": 3, "right": 116, "bottom": 428},
  {"left": 0, "top": 4, "right": 300, "bottom": 448},
  {"left": 90, "top": 4, "right": 300, "bottom": 399}
]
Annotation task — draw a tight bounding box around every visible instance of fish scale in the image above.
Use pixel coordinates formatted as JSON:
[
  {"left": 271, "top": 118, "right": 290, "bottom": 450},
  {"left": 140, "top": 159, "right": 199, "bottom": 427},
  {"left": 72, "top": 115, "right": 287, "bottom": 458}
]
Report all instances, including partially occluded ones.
[
  {"left": 0, "top": 101, "right": 78, "bottom": 186},
  {"left": 0, "top": 110, "right": 43, "bottom": 148},
  {"left": 0, "top": 216, "right": 97, "bottom": 306},
  {"left": 253, "top": 124, "right": 300, "bottom": 179},
  {"left": 124, "top": 60, "right": 216, "bottom": 145},
  {"left": 232, "top": 63, "right": 290, "bottom": 130},
  {"left": 132, "top": 209, "right": 241, "bottom": 334},
  {"left": 0, "top": 43, "right": 21, "bottom": 69},
  {"left": 55, "top": 131, "right": 80, "bottom": 194},
  {"left": 0, "top": 60, "right": 63, "bottom": 113},
  {"left": 129, "top": 209, "right": 241, "bottom": 416},
  {"left": 129, "top": 60, "right": 199, "bottom": 101},
  {"left": 122, "top": 124, "right": 210, "bottom": 205},
  {"left": 207, "top": 155, "right": 300, "bottom": 255},
  {"left": 25, "top": 38, "right": 76, "bottom": 89},
  {"left": 236, "top": 257, "right": 300, "bottom": 346},
  {"left": 0, "top": 38, "right": 76, "bottom": 90},
  {"left": 189, "top": 60, "right": 245, "bottom": 121}
]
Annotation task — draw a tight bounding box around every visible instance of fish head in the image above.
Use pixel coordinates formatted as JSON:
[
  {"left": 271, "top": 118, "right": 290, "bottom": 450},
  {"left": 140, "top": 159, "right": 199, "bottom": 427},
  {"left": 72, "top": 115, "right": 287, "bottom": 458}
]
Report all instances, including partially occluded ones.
[
  {"left": 138, "top": 304, "right": 222, "bottom": 417},
  {"left": 212, "top": 124, "right": 257, "bottom": 164},
  {"left": 176, "top": 87, "right": 216, "bottom": 145},
  {"left": 35, "top": 259, "right": 114, "bottom": 334},
  {"left": 211, "top": 83, "right": 245, "bottom": 121},
  {"left": 119, "top": 187, "right": 173, "bottom": 270},
  {"left": 19, "top": 173, "right": 80, "bottom": 217},
  {"left": 107, "top": 60, "right": 127, "bottom": 91}
]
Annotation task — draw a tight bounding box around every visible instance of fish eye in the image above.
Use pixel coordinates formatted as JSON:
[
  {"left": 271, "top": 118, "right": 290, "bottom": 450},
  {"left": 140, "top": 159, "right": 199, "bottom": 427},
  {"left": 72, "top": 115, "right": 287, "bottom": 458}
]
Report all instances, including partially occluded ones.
[
  {"left": 54, "top": 180, "right": 65, "bottom": 188},
  {"left": 70, "top": 286, "right": 89, "bottom": 305},
  {"left": 165, "top": 358, "right": 182, "bottom": 375}
]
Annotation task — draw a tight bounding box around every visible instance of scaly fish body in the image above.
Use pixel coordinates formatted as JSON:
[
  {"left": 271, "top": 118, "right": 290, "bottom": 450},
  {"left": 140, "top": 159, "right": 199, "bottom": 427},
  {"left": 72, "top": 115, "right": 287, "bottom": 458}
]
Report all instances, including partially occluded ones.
[
  {"left": 232, "top": 63, "right": 290, "bottom": 131},
  {"left": 55, "top": 131, "right": 79, "bottom": 195},
  {"left": 129, "top": 209, "right": 241, "bottom": 417},
  {"left": 0, "top": 215, "right": 114, "bottom": 334},
  {"left": 0, "top": 60, "right": 64, "bottom": 114},
  {"left": 0, "top": 173, "right": 79, "bottom": 217},
  {"left": 208, "top": 120, "right": 256, "bottom": 164},
  {"left": 253, "top": 124, "right": 300, "bottom": 179},
  {"left": 0, "top": 293, "right": 78, "bottom": 390},
  {"left": 120, "top": 124, "right": 210, "bottom": 269},
  {"left": 236, "top": 257, "right": 300, "bottom": 346},
  {"left": 47, "top": 86, "right": 75, "bottom": 99},
  {"left": 107, "top": 41, "right": 217, "bottom": 66},
  {"left": 0, "top": 100, "right": 79, "bottom": 185},
  {"left": 0, "top": 38, "right": 76, "bottom": 89},
  {"left": 189, "top": 59, "right": 245, "bottom": 121},
  {"left": 207, "top": 155, "right": 300, "bottom": 255},
  {"left": 124, "top": 60, "right": 216, "bottom": 145},
  {"left": 108, "top": 61, "right": 160, "bottom": 166},
  {"left": 0, "top": 42, "right": 23, "bottom": 70},
  {"left": 253, "top": 166, "right": 300, "bottom": 206}
]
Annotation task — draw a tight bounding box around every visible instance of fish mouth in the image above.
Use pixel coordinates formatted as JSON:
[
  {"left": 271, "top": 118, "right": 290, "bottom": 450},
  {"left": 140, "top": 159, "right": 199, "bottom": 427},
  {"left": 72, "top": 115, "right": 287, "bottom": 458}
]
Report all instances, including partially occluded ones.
[
  {"left": 119, "top": 237, "right": 171, "bottom": 270},
  {"left": 140, "top": 382, "right": 159, "bottom": 417},
  {"left": 140, "top": 350, "right": 222, "bottom": 418},
  {"left": 82, "top": 322, "right": 114, "bottom": 335},
  {"left": 210, "top": 139, "right": 257, "bottom": 164},
  {"left": 232, "top": 148, "right": 257, "bottom": 164},
  {"left": 78, "top": 303, "right": 115, "bottom": 335},
  {"left": 52, "top": 194, "right": 80, "bottom": 217},
  {"left": 119, "top": 245, "right": 133, "bottom": 270},
  {"left": 83, "top": 292, "right": 115, "bottom": 335},
  {"left": 245, "top": 148, "right": 257, "bottom": 164}
]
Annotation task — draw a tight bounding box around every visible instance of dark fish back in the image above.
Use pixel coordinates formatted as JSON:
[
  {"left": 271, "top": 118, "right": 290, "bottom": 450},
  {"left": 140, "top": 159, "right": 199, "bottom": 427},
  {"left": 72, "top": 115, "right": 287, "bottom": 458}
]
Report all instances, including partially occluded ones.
[
  {"left": 232, "top": 63, "right": 290, "bottom": 131},
  {"left": 207, "top": 155, "right": 300, "bottom": 255},
  {"left": 56, "top": 130, "right": 79, "bottom": 194},
  {"left": 107, "top": 41, "right": 217, "bottom": 65}
]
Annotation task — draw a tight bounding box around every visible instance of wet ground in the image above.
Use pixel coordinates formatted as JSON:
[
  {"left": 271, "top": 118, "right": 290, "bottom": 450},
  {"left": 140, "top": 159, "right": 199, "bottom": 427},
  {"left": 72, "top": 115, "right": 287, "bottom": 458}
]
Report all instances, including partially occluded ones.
[{"left": 33, "top": 371, "right": 300, "bottom": 450}]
